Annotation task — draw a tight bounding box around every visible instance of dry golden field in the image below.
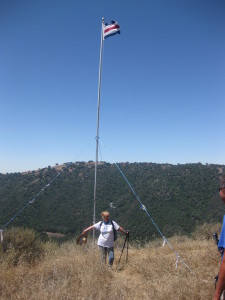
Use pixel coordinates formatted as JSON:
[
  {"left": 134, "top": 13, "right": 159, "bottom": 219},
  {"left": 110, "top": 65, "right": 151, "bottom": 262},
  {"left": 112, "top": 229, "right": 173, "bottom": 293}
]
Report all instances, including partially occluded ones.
[{"left": 0, "top": 223, "right": 222, "bottom": 300}]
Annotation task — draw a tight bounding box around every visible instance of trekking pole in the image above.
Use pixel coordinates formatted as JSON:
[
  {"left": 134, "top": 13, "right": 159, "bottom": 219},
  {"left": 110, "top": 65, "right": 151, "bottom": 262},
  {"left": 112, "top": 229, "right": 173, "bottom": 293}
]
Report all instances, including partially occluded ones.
[
  {"left": 213, "top": 232, "right": 225, "bottom": 297},
  {"left": 213, "top": 233, "right": 219, "bottom": 246},
  {"left": 116, "top": 230, "right": 129, "bottom": 270},
  {"left": 126, "top": 230, "right": 129, "bottom": 264},
  {"left": 213, "top": 233, "right": 220, "bottom": 288}
]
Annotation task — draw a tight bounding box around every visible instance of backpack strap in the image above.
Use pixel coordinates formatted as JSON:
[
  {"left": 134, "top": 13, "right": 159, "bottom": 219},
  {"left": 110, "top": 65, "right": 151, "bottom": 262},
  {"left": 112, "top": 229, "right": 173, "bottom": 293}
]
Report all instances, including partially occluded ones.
[
  {"left": 111, "top": 220, "right": 117, "bottom": 241},
  {"left": 111, "top": 220, "right": 115, "bottom": 231}
]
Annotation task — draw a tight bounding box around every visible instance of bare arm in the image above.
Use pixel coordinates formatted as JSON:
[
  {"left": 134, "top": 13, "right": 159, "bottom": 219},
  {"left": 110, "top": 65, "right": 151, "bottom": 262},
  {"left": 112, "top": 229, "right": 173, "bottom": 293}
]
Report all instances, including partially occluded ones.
[
  {"left": 213, "top": 255, "right": 225, "bottom": 300},
  {"left": 118, "top": 226, "right": 126, "bottom": 234},
  {"left": 82, "top": 225, "right": 95, "bottom": 235}
]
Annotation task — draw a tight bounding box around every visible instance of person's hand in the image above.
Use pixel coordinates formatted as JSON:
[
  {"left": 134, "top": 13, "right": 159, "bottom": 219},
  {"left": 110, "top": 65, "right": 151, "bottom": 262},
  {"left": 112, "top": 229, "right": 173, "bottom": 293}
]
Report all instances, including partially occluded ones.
[
  {"left": 218, "top": 248, "right": 224, "bottom": 255},
  {"left": 125, "top": 230, "right": 129, "bottom": 236}
]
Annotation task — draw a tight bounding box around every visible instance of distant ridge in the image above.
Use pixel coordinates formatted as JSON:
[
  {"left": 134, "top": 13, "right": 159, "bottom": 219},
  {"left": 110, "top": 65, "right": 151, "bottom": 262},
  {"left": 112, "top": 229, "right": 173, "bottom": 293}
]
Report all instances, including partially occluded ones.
[{"left": 0, "top": 162, "right": 224, "bottom": 241}]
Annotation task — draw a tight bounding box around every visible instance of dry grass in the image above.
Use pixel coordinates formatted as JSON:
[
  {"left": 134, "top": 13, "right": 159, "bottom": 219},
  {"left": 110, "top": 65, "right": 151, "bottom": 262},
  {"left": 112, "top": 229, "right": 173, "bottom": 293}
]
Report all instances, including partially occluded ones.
[{"left": 0, "top": 225, "right": 222, "bottom": 300}]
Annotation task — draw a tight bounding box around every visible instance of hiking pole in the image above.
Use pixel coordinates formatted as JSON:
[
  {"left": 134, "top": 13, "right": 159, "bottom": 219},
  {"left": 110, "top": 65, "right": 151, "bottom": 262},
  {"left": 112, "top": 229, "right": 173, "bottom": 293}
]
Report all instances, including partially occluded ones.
[
  {"left": 213, "top": 233, "right": 220, "bottom": 288},
  {"left": 213, "top": 233, "right": 219, "bottom": 246},
  {"left": 125, "top": 230, "right": 129, "bottom": 264},
  {"left": 213, "top": 232, "right": 225, "bottom": 293},
  {"left": 116, "top": 230, "right": 129, "bottom": 270}
]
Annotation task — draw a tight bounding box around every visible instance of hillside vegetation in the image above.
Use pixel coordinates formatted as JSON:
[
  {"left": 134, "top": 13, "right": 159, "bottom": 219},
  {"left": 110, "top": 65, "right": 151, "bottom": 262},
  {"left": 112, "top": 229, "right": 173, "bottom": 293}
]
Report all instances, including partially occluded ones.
[
  {"left": 0, "top": 224, "right": 222, "bottom": 299},
  {"left": 0, "top": 162, "right": 224, "bottom": 240}
]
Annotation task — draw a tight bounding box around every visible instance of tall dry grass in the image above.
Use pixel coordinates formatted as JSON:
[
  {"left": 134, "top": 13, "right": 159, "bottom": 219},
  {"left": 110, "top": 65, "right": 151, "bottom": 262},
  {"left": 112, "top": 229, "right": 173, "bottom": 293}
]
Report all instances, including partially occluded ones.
[{"left": 0, "top": 224, "right": 222, "bottom": 299}]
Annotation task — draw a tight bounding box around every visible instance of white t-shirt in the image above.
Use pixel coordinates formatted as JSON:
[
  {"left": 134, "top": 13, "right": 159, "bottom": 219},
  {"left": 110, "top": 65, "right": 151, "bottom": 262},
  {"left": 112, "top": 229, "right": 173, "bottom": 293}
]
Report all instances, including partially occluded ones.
[{"left": 94, "top": 220, "right": 120, "bottom": 248}]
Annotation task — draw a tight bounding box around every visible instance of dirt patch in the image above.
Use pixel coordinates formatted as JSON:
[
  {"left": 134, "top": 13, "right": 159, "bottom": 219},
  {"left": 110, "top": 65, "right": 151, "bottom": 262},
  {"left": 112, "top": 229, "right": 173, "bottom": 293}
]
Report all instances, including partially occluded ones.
[{"left": 46, "top": 232, "right": 65, "bottom": 238}]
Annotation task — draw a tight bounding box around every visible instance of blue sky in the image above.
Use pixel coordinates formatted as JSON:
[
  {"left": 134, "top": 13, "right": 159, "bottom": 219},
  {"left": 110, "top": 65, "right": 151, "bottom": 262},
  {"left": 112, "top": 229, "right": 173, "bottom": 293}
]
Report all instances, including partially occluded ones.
[{"left": 0, "top": 0, "right": 225, "bottom": 173}]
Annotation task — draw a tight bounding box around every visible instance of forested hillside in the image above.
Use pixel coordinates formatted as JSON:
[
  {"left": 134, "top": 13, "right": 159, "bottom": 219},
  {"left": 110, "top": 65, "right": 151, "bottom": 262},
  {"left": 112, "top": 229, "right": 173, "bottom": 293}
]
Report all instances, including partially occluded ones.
[{"left": 0, "top": 162, "right": 224, "bottom": 240}]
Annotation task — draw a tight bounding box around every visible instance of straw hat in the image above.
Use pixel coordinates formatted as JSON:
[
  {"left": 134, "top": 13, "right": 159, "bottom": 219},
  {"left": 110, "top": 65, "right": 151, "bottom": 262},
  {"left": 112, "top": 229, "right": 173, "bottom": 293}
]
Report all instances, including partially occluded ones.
[{"left": 76, "top": 233, "right": 88, "bottom": 245}]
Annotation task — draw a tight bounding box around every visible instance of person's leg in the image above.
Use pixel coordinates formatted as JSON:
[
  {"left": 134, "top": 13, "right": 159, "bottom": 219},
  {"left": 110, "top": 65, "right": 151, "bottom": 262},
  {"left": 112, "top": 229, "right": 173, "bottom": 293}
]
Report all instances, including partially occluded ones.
[
  {"left": 107, "top": 247, "right": 114, "bottom": 266},
  {"left": 99, "top": 246, "right": 107, "bottom": 263}
]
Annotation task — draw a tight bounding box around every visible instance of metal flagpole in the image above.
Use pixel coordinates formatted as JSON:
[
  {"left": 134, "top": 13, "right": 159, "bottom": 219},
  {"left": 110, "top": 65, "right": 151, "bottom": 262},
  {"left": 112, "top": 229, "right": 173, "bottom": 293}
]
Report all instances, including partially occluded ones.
[{"left": 93, "top": 17, "right": 105, "bottom": 241}]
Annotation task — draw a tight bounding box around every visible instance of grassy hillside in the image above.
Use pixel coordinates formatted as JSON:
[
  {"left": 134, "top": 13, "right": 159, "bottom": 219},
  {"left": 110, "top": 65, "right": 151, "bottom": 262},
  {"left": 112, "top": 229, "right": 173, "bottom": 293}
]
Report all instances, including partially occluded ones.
[
  {"left": 0, "top": 224, "right": 222, "bottom": 299},
  {"left": 0, "top": 162, "right": 224, "bottom": 240}
]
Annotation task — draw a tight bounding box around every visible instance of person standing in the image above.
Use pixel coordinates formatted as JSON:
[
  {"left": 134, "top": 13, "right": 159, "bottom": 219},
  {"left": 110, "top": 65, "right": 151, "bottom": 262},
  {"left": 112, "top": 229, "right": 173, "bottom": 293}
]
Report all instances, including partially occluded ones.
[
  {"left": 213, "top": 175, "right": 225, "bottom": 300},
  {"left": 82, "top": 211, "right": 126, "bottom": 266}
]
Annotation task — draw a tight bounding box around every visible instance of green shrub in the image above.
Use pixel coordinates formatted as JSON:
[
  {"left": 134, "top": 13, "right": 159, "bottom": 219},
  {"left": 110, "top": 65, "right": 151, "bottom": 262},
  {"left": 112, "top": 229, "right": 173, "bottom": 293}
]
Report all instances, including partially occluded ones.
[{"left": 0, "top": 227, "right": 44, "bottom": 265}]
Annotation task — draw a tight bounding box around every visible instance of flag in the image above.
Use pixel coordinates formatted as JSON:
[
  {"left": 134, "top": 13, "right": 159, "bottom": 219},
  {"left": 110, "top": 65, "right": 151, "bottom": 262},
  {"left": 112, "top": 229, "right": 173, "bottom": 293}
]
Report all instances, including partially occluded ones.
[{"left": 103, "top": 20, "right": 120, "bottom": 40}]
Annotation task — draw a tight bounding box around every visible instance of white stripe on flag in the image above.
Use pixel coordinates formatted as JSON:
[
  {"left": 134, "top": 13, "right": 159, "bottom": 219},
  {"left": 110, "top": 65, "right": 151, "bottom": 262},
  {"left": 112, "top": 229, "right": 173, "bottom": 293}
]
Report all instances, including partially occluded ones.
[{"left": 103, "top": 21, "right": 120, "bottom": 40}]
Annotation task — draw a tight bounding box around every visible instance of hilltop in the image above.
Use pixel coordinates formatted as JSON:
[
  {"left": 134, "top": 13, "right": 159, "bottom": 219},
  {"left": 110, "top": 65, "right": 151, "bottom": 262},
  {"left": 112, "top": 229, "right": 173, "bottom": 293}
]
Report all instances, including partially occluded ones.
[{"left": 0, "top": 162, "right": 224, "bottom": 240}]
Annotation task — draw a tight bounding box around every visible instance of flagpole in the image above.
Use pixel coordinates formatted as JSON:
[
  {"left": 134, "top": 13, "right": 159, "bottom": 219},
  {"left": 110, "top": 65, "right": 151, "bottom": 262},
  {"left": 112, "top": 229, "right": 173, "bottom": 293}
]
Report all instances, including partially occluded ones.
[{"left": 93, "top": 17, "right": 104, "bottom": 241}]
